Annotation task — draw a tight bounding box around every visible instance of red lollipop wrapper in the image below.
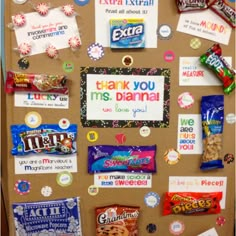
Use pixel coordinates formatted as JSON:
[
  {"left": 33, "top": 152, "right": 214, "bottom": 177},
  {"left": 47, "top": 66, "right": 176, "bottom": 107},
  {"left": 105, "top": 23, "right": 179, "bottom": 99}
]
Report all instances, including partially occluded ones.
[
  {"left": 209, "top": 0, "right": 235, "bottom": 28},
  {"left": 176, "top": 0, "right": 209, "bottom": 13}
]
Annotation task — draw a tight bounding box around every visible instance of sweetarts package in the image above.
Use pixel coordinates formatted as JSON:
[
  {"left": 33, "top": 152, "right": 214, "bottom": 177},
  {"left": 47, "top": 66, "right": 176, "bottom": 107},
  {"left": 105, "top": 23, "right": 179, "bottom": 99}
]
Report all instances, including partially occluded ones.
[
  {"left": 88, "top": 145, "right": 156, "bottom": 173},
  {"left": 110, "top": 18, "right": 145, "bottom": 49},
  {"left": 11, "top": 124, "right": 77, "bottom": 156},
  {"left": 13, "top": 197, "right": 82, "bottom": 236}
]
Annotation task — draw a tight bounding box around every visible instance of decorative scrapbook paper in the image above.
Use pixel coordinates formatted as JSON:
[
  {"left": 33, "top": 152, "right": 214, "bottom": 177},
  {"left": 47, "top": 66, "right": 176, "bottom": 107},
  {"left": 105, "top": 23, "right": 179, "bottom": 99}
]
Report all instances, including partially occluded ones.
[
  {"left": 179, "top": 57, "right": 232, "bottom": 86},
  {"left": 169, "top": 176, "right": 227, "bottom": 209},
  {"left": 177, "top": 9, "right": 232, "bottom": 45},
  {"left": 13, "top": 7, "right": 80, "bottom": 55},
  {"left": 95, "top": 0, "right": 158, "bottom": 48},
  {"left": 94, "top": 172, "right": 152, "bottom": 188},
  {"left": 12, "top": 197, "right": 82, "bottom": 235},
  {"left": 80, "top": 67, "right": 170, "bottom": 128},
  {"left": 177, "top": 114, "right": 203, "bottom": 154},
  {"left": 14, "top": 92, "right": 69, "bottom": 109},
  {"left": 14, "top": 153, "right": 77, "bottom": 174}
]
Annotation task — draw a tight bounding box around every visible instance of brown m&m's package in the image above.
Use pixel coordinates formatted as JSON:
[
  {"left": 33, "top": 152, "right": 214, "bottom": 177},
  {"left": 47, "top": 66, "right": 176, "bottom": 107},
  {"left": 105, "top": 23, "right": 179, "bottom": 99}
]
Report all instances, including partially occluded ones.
[{"left": 95, "top": 204, "right": 140, "bottom": 236}]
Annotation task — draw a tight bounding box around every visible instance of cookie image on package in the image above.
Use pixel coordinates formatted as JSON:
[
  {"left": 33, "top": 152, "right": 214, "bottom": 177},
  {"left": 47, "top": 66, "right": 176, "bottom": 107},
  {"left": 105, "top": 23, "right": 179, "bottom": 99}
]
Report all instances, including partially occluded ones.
[{"left": 96, "top": 225, "right": 129, "bottom": 236}]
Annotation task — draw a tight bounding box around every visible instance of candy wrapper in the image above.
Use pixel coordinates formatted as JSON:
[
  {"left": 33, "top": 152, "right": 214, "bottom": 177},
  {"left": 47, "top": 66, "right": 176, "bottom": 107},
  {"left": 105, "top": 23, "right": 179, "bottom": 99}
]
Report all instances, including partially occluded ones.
[
  {"left": 10, "top": 13, "right": 26, "bottom": 28},
  {"left": 200, "top": 44, "right": 235, "bottom": 94},
  {"left": 200, "top": 95, "right": 224, "bottom": 170},
  {"left": 46, "top": 44, "right": 59, "bottom": 59},
  {"left": 5, "top": 71, "right": 68, "bottom": 94},
  {"left": 176, "top": 0, "right": 209, "bottom": 13},
  {"left": 61, "top": 4, "right": 77, "bottom": 16},
  {"left": 209, "top": 0, "right": 235, "bottom": 28},
  {"left": 34, "top": 2, "right": 51, "bottom": 16},
  {"left": 163, "top": 192, "right": 222, "bottom": 216},
  {"left": 95, "top": 204, "right": 140, "bottom": 236},
  {"left": 15, "top": 42, "right": 32, "bottom": 56},
  {"left": 88, "top": 145, "right": 157, "bottom": 173},
  {"left": 13, "top": 197, "right": 82, "bottom": 236},
  {"left": 11, "top": 124, "right": 77, "bottom": 156}
]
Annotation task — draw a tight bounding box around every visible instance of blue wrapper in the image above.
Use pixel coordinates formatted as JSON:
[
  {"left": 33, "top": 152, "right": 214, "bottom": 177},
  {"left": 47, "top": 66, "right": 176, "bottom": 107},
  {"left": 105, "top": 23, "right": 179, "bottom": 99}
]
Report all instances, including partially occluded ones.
[
  {"left": 12, "top": 197, "right": 82, "bottom": 236},
  {"left": 88, "top": 145, "right": 157, "bottom": 173},
  {"left": 11, "top": 124, "right": 77, "bottom": 156},
  {"left": 200, "top": 95, "right": 224, "bottom": 170}
]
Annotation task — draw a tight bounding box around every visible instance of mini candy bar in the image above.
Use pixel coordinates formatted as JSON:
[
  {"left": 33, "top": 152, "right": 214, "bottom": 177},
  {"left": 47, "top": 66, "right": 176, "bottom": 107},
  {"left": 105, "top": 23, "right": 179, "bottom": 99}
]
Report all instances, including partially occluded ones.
[
  {"left": 163, "top": 192, "right": 222, "bottom": 216},
  {"left": 11, "top": 124, "right": 77, "bottom": 156},
  {"left": 95, "top": 204, "right": 140, "bottom": 236},
  {"left": 110, "top": 18, "right": 145, "bottom": 49},
  {"left": 13, "top": 197, "right": 82, "bottom": 235},
  {"left": 209, "top": 0, "right": 235, "bottom": 28},
  {"left": 200, "top": 44, "right": 235, "bottom": 94},
  {"left": 176, "top": 0, "right": 209, "bottom": 13},
  {"left": 88, "top": 145, "right": 156, "bottom": 173},
  {"left": 200, "top": 95, "right": 224, "bottom": 170},
  {"left": 5, "top": 71, "right": 69, "bottom": 94}
]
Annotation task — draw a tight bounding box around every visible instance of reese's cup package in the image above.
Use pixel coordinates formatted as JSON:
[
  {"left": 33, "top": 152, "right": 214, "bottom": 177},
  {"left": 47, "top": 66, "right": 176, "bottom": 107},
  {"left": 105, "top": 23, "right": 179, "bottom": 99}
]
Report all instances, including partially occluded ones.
[{"left": 163, "top": 192, "right": 222, "bottom": 216}]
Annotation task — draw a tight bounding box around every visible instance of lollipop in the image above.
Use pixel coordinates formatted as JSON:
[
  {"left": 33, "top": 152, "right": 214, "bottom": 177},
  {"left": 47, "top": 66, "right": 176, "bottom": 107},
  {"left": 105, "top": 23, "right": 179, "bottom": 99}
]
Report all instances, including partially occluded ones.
[{"left": 46, "top": 45, "right": 59, "bottom": 59}]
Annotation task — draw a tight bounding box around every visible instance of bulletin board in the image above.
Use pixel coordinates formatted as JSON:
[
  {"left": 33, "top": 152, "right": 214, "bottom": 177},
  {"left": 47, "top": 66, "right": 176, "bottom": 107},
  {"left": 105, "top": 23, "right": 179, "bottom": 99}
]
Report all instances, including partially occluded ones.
[{"left": 1, "top": 0, "right": 235, "bottom": 236}]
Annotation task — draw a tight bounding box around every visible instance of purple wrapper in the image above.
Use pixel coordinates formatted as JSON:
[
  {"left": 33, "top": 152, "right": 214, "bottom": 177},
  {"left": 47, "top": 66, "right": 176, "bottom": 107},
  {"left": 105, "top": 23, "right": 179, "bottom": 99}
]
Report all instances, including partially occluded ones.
[{"left": 88, "top": 145, "right": 157, "bottom": 173}]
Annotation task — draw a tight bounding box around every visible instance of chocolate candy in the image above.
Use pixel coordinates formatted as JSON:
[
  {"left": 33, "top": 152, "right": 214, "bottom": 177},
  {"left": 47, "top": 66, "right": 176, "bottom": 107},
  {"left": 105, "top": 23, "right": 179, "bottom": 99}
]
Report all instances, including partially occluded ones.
[
  {"left": 209, "top": 0, "right": 235, "bottom": 28},
  {"left": 176, "top": 0, "right": 209, "bottom": 13},
  {"left": 163, "top": 192, "right": 222, "bottom": 216},
  {"left": 11, "top": 124, "right": 77, "bottom": 156},
  {"left": 200, "top": 43, "right": 235, "bottom": 94}
]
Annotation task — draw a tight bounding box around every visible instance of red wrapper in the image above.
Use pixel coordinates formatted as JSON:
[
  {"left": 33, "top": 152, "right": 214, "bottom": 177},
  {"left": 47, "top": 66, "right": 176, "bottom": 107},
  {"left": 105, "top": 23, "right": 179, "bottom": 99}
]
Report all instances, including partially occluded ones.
[
  {"left": 163, "top": 192, "right": 222, "bottom": 216},
  {"left": 95, "top": 205, "right": 140, "bottom": 236},
  {"left": 176, "top": 0, "right": 209, "bottom": 13},
  {"left": 5, "top": 71, "right": 68, "bottom": 94},
  {"left": 209, "top": 0, "right": 235, "bottom": 28}
]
